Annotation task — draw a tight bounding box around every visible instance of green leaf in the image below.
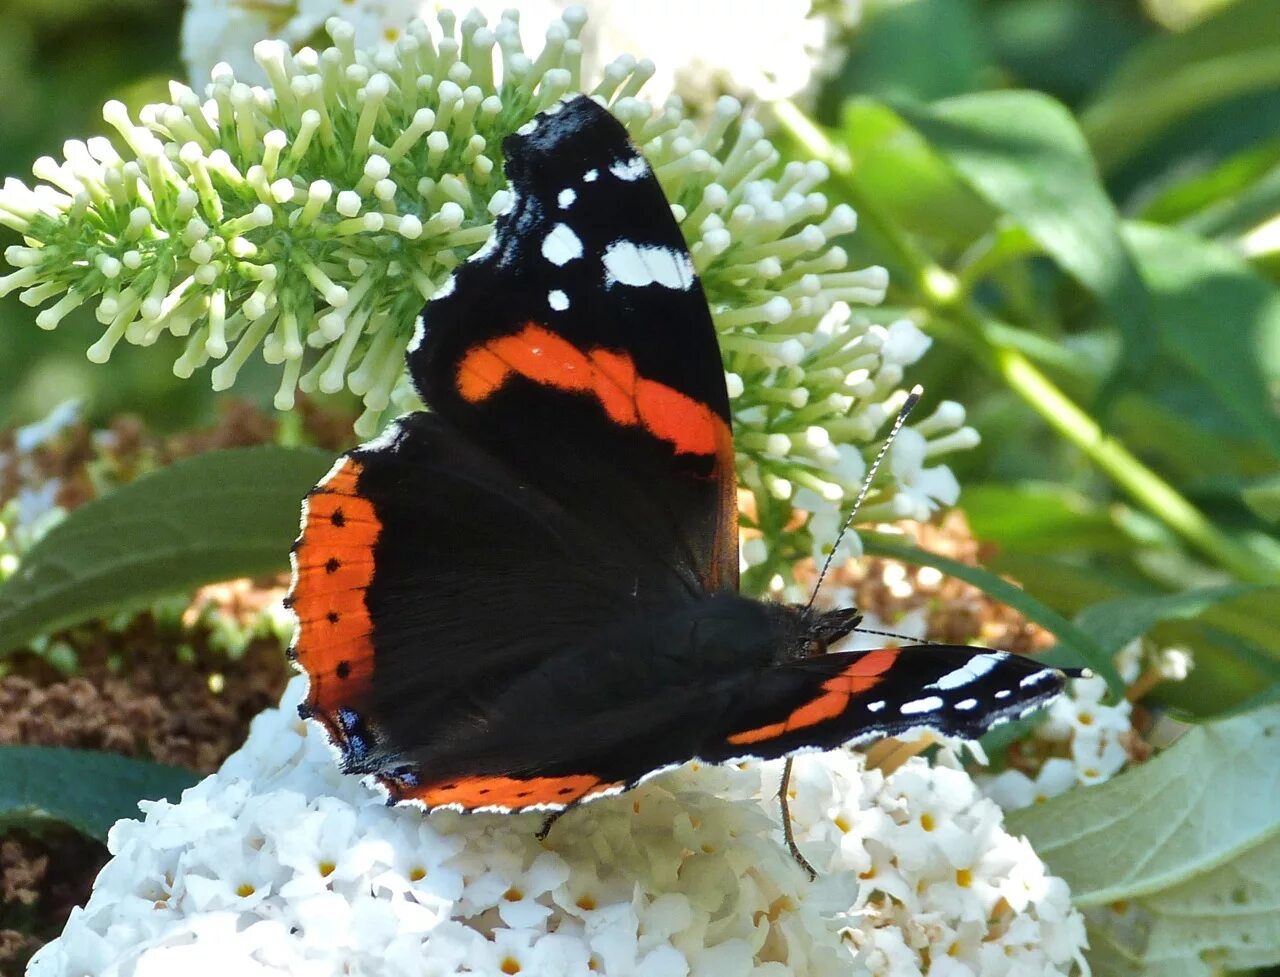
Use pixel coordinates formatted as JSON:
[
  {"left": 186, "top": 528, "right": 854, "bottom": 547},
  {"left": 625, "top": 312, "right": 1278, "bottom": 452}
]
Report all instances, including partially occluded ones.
[
  {"left": 1245, "top": 474, "right": 1280, "bottom": 522},
  {"left": 1138, "top": 140, "right": 1280, "bottom": 230},
  {"left": 0, "top": 446, "right": 333, "bottom": 655},
  {"left": 840, "top": 98, "right": 995, "bottom": 253},
  {"left": 0, "top": 745, "right": 198, "bottom": 841},
  {"left": 859, "top": 531, "right": 1120, "bottom": 689},
  {"left": 961, "top": 483, "right": 1129, "bottom": 556},
  {"left": 834, "top": 0, "right": 989, "bottom": 103},
  {"left": 1072, "top": 585, "right": 1265, "bottom": 657},
  {"left": 1011, "top": 705, "right": 1280, "bottom": 975},
  {"left": 1082, "top": 0, "right": 1280, "bottom": 172},
  {"left": 892, "top": 91, "right": 1158, "bottom": 393},
  {"left": 1123, "top": 221, "right": 1280, "bottom": 456}
]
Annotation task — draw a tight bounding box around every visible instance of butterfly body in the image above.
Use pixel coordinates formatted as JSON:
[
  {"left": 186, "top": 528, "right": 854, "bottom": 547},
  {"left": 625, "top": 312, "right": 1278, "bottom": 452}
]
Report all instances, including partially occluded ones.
[{"left": 288, "top": 95, "right": 1071, "bottom": 816}]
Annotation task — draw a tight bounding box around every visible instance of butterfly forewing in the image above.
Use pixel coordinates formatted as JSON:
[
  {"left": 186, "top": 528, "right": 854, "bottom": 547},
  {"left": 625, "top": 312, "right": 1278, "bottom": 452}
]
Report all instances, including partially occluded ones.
[{"left": 407, "top": 96, "right": 738, "bottom": 594}]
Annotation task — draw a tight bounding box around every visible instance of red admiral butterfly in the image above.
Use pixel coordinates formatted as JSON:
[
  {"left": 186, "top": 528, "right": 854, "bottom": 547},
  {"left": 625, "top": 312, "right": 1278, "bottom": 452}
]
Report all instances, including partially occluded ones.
[{"left": 288, "top": 95, "right": 1072, "bottom": 851}]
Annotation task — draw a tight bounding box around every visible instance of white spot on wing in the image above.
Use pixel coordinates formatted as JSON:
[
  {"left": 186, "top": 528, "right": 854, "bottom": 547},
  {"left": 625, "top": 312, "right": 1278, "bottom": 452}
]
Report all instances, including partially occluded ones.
[
  {"left": 360, "top": 416, "right": 407, "bottom": 452},
  {"left": 900, "top": 695, "right": 944, "bottom": 716},
  {"left": 558, "top": 188, "right": 576, "bottom": 209},
  {"left": 548, "top": 289, "right": 569, "bottom": 311},
  {"left": 610, "top": 156, "right": 649, "bottom": 181},
  {"left": 955, "top": 698, "right": 979, "bottom": 711},
  {"left": 866, "top": 700, "right": 886, "bottom": 713},
  {"left": 542, "top": 223, "right": 584, "bottom": 266},
  {"left": 602, "top": 240, "right": 694, "bottom": 290},
  {"left": 408, "top": 313, "right": 426, "bottom": 353},
  {"left": 927, "top": 653, "right": 1005, "bottom": 691},
  {"left": 584, "top": 168, "right": 598, "bottom": 182},
  {"left": 995, "top": 689, "right": 1012, "bottom": 699},
  {"left": 469, "top": 234, "right": 499, "bottom": 264},
  {"left": 1020, "top": 669, "right": 1055, "bottom": 688}
]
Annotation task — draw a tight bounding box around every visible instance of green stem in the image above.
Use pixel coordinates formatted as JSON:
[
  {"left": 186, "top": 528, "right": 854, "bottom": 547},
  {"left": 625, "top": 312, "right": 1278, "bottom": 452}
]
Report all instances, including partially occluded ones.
[
  {"left": 770, "top": 99, "right": 1279, "bottom": 585},
  {"left": 981, "top": 333, "right": 1275, "bottom": 583}
]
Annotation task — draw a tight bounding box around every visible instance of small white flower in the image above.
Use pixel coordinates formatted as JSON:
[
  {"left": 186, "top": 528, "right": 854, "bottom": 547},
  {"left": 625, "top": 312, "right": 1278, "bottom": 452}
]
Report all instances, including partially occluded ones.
[
  {"left": 982, "top": 758, "right": 1078, "bottom": 812},
  {"left": 182, "top": 0, "right": 861, "bottom": 107}
]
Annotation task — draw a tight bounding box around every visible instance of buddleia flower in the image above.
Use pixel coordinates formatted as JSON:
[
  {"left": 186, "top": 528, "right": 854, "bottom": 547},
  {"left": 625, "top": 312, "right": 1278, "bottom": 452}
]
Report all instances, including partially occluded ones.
[{"left": 181, "top": 0, "right": 861, "bottom": 109}]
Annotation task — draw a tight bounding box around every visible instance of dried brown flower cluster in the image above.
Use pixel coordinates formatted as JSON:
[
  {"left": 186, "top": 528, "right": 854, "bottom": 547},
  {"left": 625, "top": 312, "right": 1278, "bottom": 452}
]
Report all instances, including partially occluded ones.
[{"left": 801, "top": 510, "right": 1055, "bottom": 653}]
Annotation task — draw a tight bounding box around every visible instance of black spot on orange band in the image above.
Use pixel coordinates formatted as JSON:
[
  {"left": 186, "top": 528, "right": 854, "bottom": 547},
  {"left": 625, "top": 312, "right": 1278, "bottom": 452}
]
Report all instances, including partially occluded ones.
[
  {"left": 378, "top": 771, "right": 622, "bottom": 809},
  {"left": 290, "top": 458, "right": 381, "bottom": 746}
]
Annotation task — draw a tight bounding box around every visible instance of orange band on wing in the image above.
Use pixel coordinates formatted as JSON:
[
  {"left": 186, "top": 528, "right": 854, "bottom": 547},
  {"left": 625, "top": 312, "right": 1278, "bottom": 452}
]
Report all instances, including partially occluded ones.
[
  {"left": 290, "top": 458, "right": 380, "bottom": 736},
  {"left": 727, "top": 649, "right": 900, "bottom": 746},
  {"left": 380, "top": 772, "right": 622, "bottom": 809},
  {"left": 457, "top": 322, "right": 728, "bottom": 458}
]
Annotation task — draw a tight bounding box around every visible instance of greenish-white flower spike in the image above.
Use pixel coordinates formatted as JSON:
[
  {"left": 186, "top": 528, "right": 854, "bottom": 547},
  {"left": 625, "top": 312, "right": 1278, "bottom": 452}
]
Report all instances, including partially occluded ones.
[{"left": 0, "top": 7, "right": 975, "bottom": 586}]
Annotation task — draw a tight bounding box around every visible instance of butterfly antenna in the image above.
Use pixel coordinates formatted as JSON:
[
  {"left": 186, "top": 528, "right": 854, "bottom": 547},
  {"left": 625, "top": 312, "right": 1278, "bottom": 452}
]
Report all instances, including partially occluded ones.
[{"left": 806, "top": 385, "right": 923, "bottom": 611}]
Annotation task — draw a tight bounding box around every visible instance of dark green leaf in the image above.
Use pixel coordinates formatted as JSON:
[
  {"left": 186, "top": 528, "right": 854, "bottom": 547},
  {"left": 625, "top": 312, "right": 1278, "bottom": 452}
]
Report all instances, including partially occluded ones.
[
  {"left": 892, "top": 91, "right": 1158, "bottom": 394},
  {"left": 859, "top": 531, "right": 1120, "bottom": 689},
  {"left": 0, "top": 745, "right": 198, "bottom": 841},
  {"left": 985, "top": 0, "right": 1149, "bottom": 104},
  {"left": 961, "top": 483, "right": 1129, "bottom": 556},
  {"left": 1012, "top": 705, "right": 1280, "bottom": 974},
  {"left": 1123, "top": 222, "right": 1280, "bottom": 456},
  {"left": 1082, "top": 0, "right": 1280, "bottom": 172},
  {"left": 1072, "top": 585, "right": 1265, "bottom": 657},
  {"left": 1245, "top": 474, "right": 1280, "bottom": 522},
  {"left": 834, "top": 0, "right": 989, "bottom": 104},
  {"left": 0, "top": 446, "right": 333, "bottom": 655}
]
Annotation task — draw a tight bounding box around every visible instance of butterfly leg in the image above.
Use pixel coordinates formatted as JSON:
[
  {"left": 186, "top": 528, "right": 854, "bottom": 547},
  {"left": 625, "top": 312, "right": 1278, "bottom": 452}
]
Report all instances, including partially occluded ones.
[
  {"left": 536, "top": 808, "right": 566, "bottom": 842},
  {"left": 778, "top": 757, "right": 817, "bottom": 879}
]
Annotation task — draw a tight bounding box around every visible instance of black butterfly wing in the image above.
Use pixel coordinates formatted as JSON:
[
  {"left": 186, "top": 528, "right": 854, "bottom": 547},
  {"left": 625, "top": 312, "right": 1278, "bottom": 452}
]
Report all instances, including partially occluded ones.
[
  {"left": 695, "top": 645, "right": 1071, "bottom": 762},
  {"left": 291, "top": 410, "right": 691, "bottom": 809},
  {"left": 406, "top": 95, "right": 737, "bottom": 595}
]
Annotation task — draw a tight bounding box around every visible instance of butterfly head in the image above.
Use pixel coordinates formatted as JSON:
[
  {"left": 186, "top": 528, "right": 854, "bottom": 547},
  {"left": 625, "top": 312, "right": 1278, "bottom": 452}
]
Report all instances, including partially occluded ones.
[{"left": 798, "top": 606, "right": 864, "bottom": 656}]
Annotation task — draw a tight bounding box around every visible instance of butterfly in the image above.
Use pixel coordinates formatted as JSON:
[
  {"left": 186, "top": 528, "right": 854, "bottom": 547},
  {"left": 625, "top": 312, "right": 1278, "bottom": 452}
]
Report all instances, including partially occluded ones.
[{"left": 287, "top": 94, "right": 1073, "bottom": 852}]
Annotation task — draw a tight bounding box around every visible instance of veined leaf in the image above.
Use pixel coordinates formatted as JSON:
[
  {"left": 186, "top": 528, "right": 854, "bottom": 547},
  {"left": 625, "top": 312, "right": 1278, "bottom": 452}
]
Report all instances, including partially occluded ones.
[
  {"left": 1123, "top": 222, "right": 1280, "bottom": 456},
  {"left": 1012, "top": 705, "right": 1280, "bottom": 975},
  {"left": 0, "top": 446, "right": 333, "bottom": 655}
]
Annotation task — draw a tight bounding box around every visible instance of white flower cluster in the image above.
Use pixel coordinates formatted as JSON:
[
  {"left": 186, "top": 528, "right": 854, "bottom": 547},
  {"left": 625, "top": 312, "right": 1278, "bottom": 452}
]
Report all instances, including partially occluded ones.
[
  {"left": 0, "top": 399, "right": 81, "bottom": 582},
  {"left": 30, "top": 676, "right": 1086, "bottom": 977},
  {"left": 984, "top": 640, "right": 1193, "bottom": 810},
  {"left": 984, "top": 674, "right": 1135, "bottom": 811},
  {"left": 181, "top": 0, "right": 860, "bottom": 108}
]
